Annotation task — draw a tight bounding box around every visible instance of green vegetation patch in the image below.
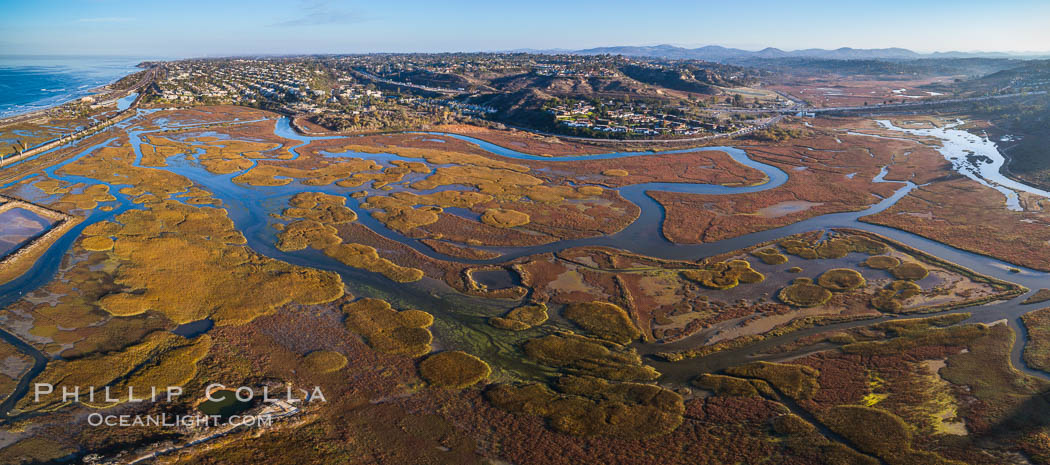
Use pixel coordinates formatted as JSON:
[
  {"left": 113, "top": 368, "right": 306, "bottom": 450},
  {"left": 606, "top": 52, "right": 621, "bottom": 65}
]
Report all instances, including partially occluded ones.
[
  {"left": 819, "top": 405, "right": 965, "bottom": 465},
  {"left": 1023, "top": 289, "right": 1050, "bottom": 305},
  {"left": 780, "top": 239, "right": 819, "bottom": 259},
  {"left": 778, "top": 278, "right": 833, "bottom": 307},
  {"left": 871, "top": 313, "right": 970, "bottom": 335},
  {"left": 1021, "top": 307, "right": 1050, "bottom": 372},
  {"left": 82, "top": 220, "right": 121, "bottom": 237},
  {"left": 283, "top": 192, "right": 357, "bottom": 224},
  {"left": 681, "top": 259, "right": 764, "bottom": 290},
  {"left": 17, "top": 332, "right": 212, "bottom": 412},
  {"left": 751, "top": 247, "right": 789, "bottom": 265},
  {"left": 772, "top": 413, "right": 817, "bottom": 435},
  {"left": 489, "top": 303, "right": 548, "bottom": 331},
  {"left": 692, "top": 374, "right": 773, "bottom": 397},
  {"left": 523, "top": 333, "right": 658, "bottom": 381},
  {"left": 480, "top": 208, "right": 531, "bottom": 228},
  {"left": 871, "top": 280, "right": 923, "bottom": 312},
  {"left": 303, "top": 350, "right": 348, "bottom": 374},
  {"left": 419, "top": 350, "right": 491, "bottom": 389},
  {"left": 0, "top": 437, "right": 77, "bottom": 465},
  {"left": 563, "top": 301, "right": 641, "bottom": 344},
  {"left": 891, "top": 262, "right": 929, "bottom": 281},
  {"left": 276, "top": 220, "right": 341, "bottom": 251},
  {"left": 485, "top": 375, "right": 683, "bottom": 438},
  {"left": 343, "top": 298, "right": 433, "bottom": 357},
  {"left": 80, "top": 235, "right": 114, "bottom": 251},
  {"left": 863, "top": 255, "right": 901, "bottom": 270},
  {"left": 817, "top": 268, "right": 866, "bottom": 291},
  {"left": 95, "top": 200, "right": 343, "bottom": 325},
  {"left": 781, "top": 234, "right": 888, "bottom": 260},
  {"left": 842, "top": 324, "right": 987, "bottom": 356},
  {"left": 724, "top": 361, "right": 820, "bottom": 400}
]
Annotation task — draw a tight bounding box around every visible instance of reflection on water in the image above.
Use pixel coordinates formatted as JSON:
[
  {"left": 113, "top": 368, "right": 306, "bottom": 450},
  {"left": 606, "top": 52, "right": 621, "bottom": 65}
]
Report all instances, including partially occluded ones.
[
  {"left": 471, "top": 269, "right": 520, "bottom": 290},
  {"left": 116, "top": 92, "right": 138, "bottom": 111},
  {"left": 0, "top": 207, "right": 54, "bottom": 258},
  {"left": 172, "top": 318, "right": 214, "bottom": 338},
  {"left": 5, "top": 112, "right": 1050, "bottom": 392},
  {"left": 877, "top": 119, "right": 1050, "bottom": 211},
  {"left": 197, "top": 389, "right": 252, "bottom": 418}
]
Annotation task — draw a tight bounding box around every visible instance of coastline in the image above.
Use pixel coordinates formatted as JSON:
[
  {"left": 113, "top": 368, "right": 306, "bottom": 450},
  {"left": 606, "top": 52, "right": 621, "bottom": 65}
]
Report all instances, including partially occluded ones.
[
  {"left": 0, "top": 78, "right": 134, "bottom": 126},
  {"left": 0, "top": 57, "right": 148, "bottom": 122}
]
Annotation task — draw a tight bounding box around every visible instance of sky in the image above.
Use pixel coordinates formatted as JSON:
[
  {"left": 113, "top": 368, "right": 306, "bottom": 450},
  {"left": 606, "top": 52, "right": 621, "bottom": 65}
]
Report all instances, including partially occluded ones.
[{"left": 2, "top": 0, "right": 1049, "bottom": 58}]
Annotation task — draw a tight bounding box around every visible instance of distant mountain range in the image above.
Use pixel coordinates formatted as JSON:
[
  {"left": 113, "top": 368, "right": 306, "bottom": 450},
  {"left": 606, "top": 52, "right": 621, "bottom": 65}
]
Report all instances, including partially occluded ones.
[{"left": 512, "top": 44, "right": 1048, "bottom": 62}]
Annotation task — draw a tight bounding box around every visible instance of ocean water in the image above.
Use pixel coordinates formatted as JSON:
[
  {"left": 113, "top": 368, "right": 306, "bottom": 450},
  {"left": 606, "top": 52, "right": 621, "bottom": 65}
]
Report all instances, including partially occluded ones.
[{"left": 0, "top": 55, "right": 147, "bottom": 118}]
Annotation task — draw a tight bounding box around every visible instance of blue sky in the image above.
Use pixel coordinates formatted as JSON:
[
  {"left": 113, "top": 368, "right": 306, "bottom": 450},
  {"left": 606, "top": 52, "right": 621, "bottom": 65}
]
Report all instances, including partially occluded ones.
[{"left": 2, "top": 0, "right": 1048, "bottom": 58}]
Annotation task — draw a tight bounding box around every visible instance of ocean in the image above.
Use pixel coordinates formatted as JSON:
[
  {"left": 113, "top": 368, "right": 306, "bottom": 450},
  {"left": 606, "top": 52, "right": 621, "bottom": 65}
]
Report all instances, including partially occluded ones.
[{"left": 0, "top": 55, "right": 148, "bottom": 118}]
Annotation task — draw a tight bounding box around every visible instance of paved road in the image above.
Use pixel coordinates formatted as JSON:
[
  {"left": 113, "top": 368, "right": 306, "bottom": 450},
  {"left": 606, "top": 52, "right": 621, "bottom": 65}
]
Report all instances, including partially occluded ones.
[
  {"left": 350, "top": 69, "right": 463, "bottom": 95},
  {"left": 489, "top": 90, "right": 1042, "bottom": 144},
  {"left": 0, "top": 67, "right": 157, "bottom": 169},
  {"left": 796, "top": 90, "right": 1046, "bottom": 114}
]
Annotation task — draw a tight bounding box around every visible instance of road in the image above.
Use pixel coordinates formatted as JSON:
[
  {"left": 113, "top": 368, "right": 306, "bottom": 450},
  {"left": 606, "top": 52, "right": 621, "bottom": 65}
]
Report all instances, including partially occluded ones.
[
  {"left": 795, "top": 90, "right": 1047, "bottom": 114},
  {"left": 488, "top": 90, "right": 1041, "bottom": 144},
  {"left": 350, "top": 69, "right": 463, "bottom": 95},
  {"left": 0, "top": 67, "right": 157, "bottom": 169}
]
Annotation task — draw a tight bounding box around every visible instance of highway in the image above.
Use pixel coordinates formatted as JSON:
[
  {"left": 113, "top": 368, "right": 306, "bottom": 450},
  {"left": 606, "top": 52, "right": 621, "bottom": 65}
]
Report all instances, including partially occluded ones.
[
  {"left": 795, "top": 90, "right": 1047, "bottom": 114},
  {"left": 350, "top": 69, "right": 463, "bottom": 95},
  {"left": 0, "top": 67, "right": 157, "bottom": 169}
]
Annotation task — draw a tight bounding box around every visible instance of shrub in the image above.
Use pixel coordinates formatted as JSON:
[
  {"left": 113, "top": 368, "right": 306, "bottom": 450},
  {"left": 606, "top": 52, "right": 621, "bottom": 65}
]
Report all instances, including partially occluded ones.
[
  {"left": 563, "top": 302, "right": 641, "bottom": 344},
  {"left": 681, "top": 259, "right": 764, "bottom": 290},
  {"left": 751, "top": 248, "right": 789, "bottom": 265},
  {"left": 692, "top": 374, "right": 760, "bottom": 397},
  {"left": 419, "top": 351, "right": 491, "bottom": 388},
  {"left": 490, "top": 303, "right": 548, "bottom": 330},
  {"left": 81, "top": 236, "right": 114, "bottom": 251},
  {"left": 480, "top": 208, "right": 530, "bottom": 228},
  {"left": 891, "top": 262, "right": 929, "bottom": 280},
  {"left": 779, "top": 279, "right": 833, "bottom": 307},
  {"left": 870, "top": 280, "right": 923, "bottom": 312},
  {"left": 343, "top": 298, "right": 433, "bottom": 357},
  {"left": 523, "top": 333, "right": 659, "bottom": 381},
  {"left": 783, "top": 235, "right": 888, "bottom": 260},
  {"left": 863, "top": 255, "right": 901, "bottom": 270},
  {"left": 275, "top": 220, "right": 340, "bottom": 251},
  {"left": 842, "top": 324, "right": 988, "bottom": 356},
  {"left": 1022, "top": 289, "right": 1050, "bottom": 305},
  {"left": 725, "top": 361, "right": 820, "bottom": 400},
  {"left": 772, "top": 413, "right": 816, "bottom": 435},
  {"left": 82, "top": 220, "right": 121, "bottom": 236},
  {"left": 485, "top": 376, "right": 684, "bottom": 438},
  {"left": 323, "top": 242, "right": 424, "bottom": 283},
  {"left": 819, "top": 405, "right": 965, "bottom": 465},
  {"left": 817, "top": 268, "right": 866, "bottom": 291},
  {"left": 303, "top": 350, "right": 348, "bottom": 374},
  {"left": 284, "top": 192, "right": 357, "bottom": 224}
]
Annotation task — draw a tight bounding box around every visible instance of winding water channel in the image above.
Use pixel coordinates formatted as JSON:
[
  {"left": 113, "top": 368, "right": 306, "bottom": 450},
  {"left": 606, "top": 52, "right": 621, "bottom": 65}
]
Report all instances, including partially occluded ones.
[{"left": 1, "top": 111, "right": 1049, "bottom": 418}]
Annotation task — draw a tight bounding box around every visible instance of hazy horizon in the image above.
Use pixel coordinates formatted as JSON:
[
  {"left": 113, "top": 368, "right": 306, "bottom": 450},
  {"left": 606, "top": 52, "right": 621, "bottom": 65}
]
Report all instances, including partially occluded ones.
[
  {"left": 2, "top": 41, "right": 1048, "bottom": 62},
  {"left": 3, "top": 0, "right": 1049, "bottom": 57}
]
